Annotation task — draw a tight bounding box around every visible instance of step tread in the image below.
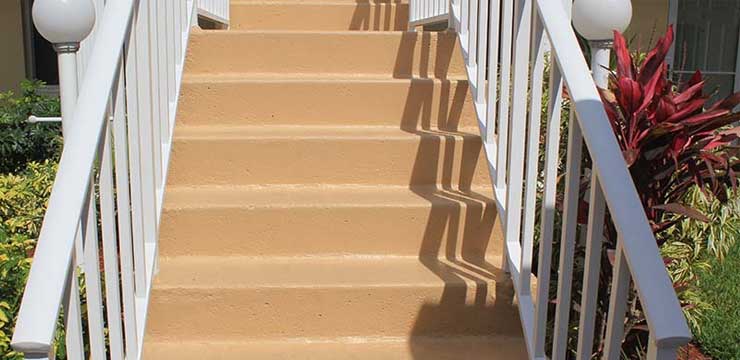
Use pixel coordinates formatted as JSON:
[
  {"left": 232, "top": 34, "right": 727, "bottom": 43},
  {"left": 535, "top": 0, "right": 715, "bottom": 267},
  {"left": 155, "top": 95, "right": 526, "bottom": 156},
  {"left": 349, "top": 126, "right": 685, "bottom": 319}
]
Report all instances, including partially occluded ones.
[
  {"left": 182, "top": 73, "right": 468, "bottom": 81},
  {"left": 173, "top": 125, "right": 481, "bottom": 140},
  {"left": 144, "top": 336, "right": 527, "bottom": 359},
  {"left": 153, "top": 256, "right": 506, "bottom": 289},
  {"left": 164, "top": 185, "right": 495, "bottom": 209}
]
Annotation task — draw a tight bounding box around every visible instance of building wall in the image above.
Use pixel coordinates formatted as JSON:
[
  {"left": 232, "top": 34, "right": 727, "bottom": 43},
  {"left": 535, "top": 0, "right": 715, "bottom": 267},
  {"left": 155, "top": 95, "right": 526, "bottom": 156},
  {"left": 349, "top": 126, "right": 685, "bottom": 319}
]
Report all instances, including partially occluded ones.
[
  {"left": 626, "top": 0, "right": 671, "bottom": 49},
  {"left": 0, "top": 1, "right": 27, "bottom": 93}
]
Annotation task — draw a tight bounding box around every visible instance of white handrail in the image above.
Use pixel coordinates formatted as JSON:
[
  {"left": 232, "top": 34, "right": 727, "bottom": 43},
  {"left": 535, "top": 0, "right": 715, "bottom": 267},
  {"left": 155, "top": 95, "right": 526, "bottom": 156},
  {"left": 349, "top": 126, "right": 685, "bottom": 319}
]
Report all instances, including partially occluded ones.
[
  {"left": 11, "top": 0, "right": 228, "bottom": 359},
  {"left": 408, "top": 0, "right": 691, "bottom": 359}
]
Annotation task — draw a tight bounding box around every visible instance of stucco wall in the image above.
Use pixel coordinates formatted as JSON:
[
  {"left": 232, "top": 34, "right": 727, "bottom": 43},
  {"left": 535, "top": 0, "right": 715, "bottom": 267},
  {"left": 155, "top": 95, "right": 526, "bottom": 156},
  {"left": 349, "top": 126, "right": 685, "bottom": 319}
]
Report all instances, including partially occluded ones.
[
  {"left": 0, "top": 1, "right": 27, "bottom": 93},
  {"left": 625, "top": 0, "right": 671, "bottom": 49}
]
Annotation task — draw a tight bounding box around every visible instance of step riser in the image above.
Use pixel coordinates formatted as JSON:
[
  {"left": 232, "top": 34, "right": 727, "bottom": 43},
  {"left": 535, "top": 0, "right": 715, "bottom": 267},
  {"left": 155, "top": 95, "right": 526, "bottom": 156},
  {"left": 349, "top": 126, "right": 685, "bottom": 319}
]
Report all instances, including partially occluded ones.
[
  {"left": 178, "top": 79, "right": 477, "bottom": 129},
  {"left": 185, "top": 32, "right": 465, "bottom": 77},
  {"left": 144, "top": 337, "right": 528, "bottom": 360},
  {"left": 167, "top": 134, "right": 491, "bottom": 186},
  {"left": 147, "top": 284, "right": 521, "bottom": 340},
  {"left": 160, "top": 201, "right": 503, "bottom": 257},
  {"left": 230, "top": 3, "right": 409, "bottom": 31}
]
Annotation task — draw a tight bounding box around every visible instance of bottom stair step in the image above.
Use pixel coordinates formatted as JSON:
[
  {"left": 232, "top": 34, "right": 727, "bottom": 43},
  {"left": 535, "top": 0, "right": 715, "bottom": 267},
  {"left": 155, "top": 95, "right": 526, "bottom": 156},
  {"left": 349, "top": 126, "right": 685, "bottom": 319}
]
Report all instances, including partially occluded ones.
[
  {"left": 145, "top": 257, "right": 523, "bottom": 340},
  {"left": 143, "top": 336, "right": 528, "bottom": 359}
]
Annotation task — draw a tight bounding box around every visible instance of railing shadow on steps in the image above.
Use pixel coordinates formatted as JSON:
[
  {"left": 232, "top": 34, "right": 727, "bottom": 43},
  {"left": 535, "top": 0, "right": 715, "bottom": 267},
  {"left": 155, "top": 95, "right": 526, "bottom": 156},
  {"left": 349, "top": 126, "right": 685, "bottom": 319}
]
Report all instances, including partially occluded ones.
[
  {"left": 390, "top": 25, "right": 523, "bottom": 357},
  {"left": 10, "top": 1, "right": 228, "bottom": 360},
  {"left": 404, "top": 0, "right": 693, "bottom": 359},
  {"left": 349, "top": 0, "right": 408, "bottom": 31}
]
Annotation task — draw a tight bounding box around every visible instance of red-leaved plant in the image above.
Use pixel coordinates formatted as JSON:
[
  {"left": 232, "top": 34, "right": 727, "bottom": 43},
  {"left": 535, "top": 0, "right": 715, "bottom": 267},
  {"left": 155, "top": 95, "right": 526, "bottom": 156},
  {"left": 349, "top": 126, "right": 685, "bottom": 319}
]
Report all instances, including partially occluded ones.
[{"left": 600, "top": 26, "right": 740, "bottom": 244}]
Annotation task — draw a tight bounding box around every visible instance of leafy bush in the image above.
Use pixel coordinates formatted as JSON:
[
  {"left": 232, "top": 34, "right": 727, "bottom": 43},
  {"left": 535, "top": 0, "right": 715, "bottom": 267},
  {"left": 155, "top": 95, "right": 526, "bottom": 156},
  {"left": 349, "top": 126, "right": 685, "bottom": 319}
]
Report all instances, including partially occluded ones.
[
  {"left": 0, "top": 80, "right": 62, "bottom": 174},
  {"left": 601, "top": 26, "right": 740, "bottom": 245},
  {"left": 0, "top": 161, "right": 57, "bottom": 359}
]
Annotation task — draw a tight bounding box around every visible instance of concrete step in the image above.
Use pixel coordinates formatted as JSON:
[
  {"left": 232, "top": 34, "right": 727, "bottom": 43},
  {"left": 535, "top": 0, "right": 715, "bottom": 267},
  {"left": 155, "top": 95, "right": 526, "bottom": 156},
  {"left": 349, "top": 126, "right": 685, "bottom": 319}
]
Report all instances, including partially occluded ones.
[
  {"left": 167, "top": 126, "right": 491, "bottom": 186},
  {"left": 229, "top": 1, "right": 409, "bottom": 31},
  {"left": 143, "top": 336, "right": 527, "bottom": 359},
  {"left": 159, "top": 185, "right": 503, "bottom": 257},
  {"left": 185, "top": 31, "right": 464, "bottom": 77},
  {"left": 177, "top": 76, "right": 476, "bottom": 130},
  {"left": 146, "top": 256, "right": 522, "bottom": 340}
]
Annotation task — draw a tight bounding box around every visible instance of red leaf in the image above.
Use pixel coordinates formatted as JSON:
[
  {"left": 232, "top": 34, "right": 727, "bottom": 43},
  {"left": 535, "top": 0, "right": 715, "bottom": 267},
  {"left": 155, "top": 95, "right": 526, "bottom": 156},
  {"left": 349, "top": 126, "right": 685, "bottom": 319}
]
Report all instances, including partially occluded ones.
[
  {"left": 617, "top": 77, "right": 643, "bottom": 115},
  {"left": 666, "top": 98, "right": 706, "bottom": 123},
  {"left": 680, "top": 70, "right": 703, "bottom": 92},
  {"left": 637, "top": 63, "right": 667, "bottom": 115},
  {"left": 673, "top": 80, "right": 705, "bottom": 104},
  {"left": 680, "top": 109, "right": 731, "bottom": 127},
  {"left": 638, "top": 26, "right": 674, "bottom": 86},
  {"left": 613, "top": 30, "right": 634, "bottom": 80}
]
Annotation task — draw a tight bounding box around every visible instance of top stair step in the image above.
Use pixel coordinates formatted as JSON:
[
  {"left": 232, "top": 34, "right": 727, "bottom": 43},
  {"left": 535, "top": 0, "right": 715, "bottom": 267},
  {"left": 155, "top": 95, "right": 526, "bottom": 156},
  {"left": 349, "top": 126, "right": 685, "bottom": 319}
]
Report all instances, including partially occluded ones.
[
  {"left": 229, "top": 1, "right": 409, "bottom": 31},
  {"left": 185, "top": 31, "right": 464, "bottom": 78}
]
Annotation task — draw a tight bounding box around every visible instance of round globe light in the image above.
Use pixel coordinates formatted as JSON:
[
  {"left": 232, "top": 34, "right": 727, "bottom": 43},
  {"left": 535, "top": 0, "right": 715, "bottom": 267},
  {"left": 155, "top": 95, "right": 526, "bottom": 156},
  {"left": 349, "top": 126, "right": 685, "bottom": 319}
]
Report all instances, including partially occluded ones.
[
  {"left": 572, "top": 0, "right": 633, "bottom": 41},
  {"left": 32, "top": 0, "right": 95, "bottom": 45}
]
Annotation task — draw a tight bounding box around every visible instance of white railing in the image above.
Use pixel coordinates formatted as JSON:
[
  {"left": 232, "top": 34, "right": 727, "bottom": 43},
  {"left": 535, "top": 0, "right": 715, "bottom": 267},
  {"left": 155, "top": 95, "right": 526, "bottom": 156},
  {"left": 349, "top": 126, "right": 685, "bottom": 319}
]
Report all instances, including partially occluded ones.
[
  {"left": 11, "top": 0, "right": 228, "bottom": 359},
  {"left": 409, "top": 0, "right": 691, "bottom": 359},
  {"left": 198, "top": 0, "right": 230, "bottom": 26},
  {"left": 409, "top": 0, "right": 449, "bottom": 28}
]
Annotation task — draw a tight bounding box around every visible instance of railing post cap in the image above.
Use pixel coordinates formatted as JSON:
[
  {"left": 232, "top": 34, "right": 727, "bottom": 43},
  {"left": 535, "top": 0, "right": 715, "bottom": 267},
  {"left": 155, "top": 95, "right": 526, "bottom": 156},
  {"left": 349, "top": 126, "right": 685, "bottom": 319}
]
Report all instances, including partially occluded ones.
[
  {"left": 32, "top": 0, "right": 95, "bottom": 49},
  {"left": 572, "top": 0, "right": 632, "bottom": 41}
]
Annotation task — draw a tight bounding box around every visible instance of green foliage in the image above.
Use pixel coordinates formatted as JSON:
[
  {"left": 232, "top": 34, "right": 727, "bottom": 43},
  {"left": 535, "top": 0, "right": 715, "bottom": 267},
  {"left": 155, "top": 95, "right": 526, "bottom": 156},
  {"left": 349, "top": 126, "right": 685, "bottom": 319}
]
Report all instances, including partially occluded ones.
[
  {"left": 0, "top": 80, "right": 62, "bottom": 174},
  {"left": 0, "top": 160, "right": 57, "bottom": 360},
  {"left": 693, "top": 244, "right": 740, "bottom": 359},
  {"left": 661, "top": 187, "right": 740, "bottom": 356}
]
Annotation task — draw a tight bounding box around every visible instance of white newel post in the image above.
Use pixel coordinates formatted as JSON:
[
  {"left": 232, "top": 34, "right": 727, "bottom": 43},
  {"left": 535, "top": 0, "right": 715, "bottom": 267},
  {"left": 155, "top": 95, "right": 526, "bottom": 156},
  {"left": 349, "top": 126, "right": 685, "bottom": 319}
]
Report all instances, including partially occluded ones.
[
  {"left": 572, "top": 0, "right": 632, "bottom": 89},
  {"left": 32, "top": 0, "right": 96, "bottom": 270},
  {"left": 32, "top": 0, "right": 95, "bottom": 138},
  {"left": 16, "top": 4, "right": 94, "bottom": 358}
]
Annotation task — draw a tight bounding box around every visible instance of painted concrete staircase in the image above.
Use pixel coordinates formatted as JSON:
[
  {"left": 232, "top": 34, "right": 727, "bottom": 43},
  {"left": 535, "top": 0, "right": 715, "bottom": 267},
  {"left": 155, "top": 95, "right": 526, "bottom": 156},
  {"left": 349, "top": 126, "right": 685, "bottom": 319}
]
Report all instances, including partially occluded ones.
[{"left": 143, "top": 1, "right": 527, "bottom": 358}]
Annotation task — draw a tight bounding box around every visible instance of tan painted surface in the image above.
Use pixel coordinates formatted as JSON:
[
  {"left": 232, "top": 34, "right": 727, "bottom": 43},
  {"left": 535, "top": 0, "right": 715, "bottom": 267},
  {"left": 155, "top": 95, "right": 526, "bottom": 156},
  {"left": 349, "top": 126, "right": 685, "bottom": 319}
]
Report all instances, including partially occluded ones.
[
  {"left": 0, "top": 1, "right": 27, "bottom": 93},
  {"left": 626, "top": 0, "right": 670, "bottom": 48},
  {"left": 145, "top": 1, "right": 525, "bottom": 357}
]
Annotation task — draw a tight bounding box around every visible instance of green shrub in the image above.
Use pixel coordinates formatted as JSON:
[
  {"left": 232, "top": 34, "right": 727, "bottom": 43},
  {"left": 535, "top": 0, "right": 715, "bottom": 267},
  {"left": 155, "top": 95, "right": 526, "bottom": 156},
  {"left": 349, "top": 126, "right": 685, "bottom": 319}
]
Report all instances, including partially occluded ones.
[
  {"left": 0, "top": 160, "right": 57, "bottom": 359},
  {"left": 0, "top": 80, "right": 61, "bottom": 174}
]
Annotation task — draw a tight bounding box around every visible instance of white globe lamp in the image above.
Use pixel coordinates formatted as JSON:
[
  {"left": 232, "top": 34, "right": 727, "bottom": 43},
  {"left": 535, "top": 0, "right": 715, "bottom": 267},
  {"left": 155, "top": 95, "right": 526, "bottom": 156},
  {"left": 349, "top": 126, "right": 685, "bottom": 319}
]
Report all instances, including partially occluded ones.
[
  {"left": 32, "top": 0, "right": 95, "bottom": 51},
  {"left": 572, "top": 0, "right": 633, "bottom": 88}
]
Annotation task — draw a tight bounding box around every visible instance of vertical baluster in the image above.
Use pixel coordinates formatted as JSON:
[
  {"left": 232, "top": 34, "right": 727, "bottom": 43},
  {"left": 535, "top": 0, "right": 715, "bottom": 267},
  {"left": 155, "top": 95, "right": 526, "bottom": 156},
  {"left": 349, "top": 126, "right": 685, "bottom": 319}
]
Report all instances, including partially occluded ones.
[
  {"left": 475, "top": 0, "right": 487, "bottom": 113},
  {"left": 533, "top": 52, "right": 565, "bottom": 359},
  {"left": 460, "top": 0, "right": 468, "bottom": 38},
  {"left": 520, "top": 9, "right": 545, "bottom": 294},
  {"left": 602, "top": 239, "right": 630, "bottom": 360},
  {"left": 100, "top": 109, "right": 125, "bottom": 360},
  {"left": 467, "top": 0, "right": 477, "bottom": 73},
  {"left": 504, "top": 0, "right": 532, "bottom": 275},
  {"left": 484, "top": 0, "right": 500, "bottom": 143},
  {"left": 63, "top": 260, "right": 85, "bottom": 360},
  {"left": 576, "top": 174, "right": 607, "bottom": 359},
  {"left": 494, "top": 0, "right": 513, "bottom": 189},
  {"left": 552, "top": 108, "right": 583, "bottom": 360},
  {"left": 166, "top": 0, "right": 176, "bottom": 134},
  {"left": 175, "top": 0, "right": 183, "bottom": 65},
  {"left": 130, "top": 0, "right": 150, "bottom": 296},
  {"left": 116, "top": 53, "right": 140, "bottom": 357},
  {"left": 81, "top": 181, "right": 106, "bottom": 359},
  {"left": 153, "top": 0, "right": 166, "bottom": 191},
  {"left": 144, "top": 0, "right": 161, "bottom": 234},
  {"left": 139, "top": 0, "right": 159, "bottom": 288}
]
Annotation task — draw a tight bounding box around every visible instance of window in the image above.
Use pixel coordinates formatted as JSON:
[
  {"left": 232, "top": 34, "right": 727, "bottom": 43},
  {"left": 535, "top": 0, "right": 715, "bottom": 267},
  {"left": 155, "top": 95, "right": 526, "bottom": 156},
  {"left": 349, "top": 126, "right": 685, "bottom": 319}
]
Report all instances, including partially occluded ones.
[
  {"left": 21, "top": 0, "right": 59, "bottom": 87},
  {"left": 668, "top": 0, "right": 740, "bottom": 102}
]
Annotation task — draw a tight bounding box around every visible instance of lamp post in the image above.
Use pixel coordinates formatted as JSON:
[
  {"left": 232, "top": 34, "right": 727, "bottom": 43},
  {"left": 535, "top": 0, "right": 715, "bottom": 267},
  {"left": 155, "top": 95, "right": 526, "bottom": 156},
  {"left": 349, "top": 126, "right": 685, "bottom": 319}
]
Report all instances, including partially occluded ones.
[
  {"left": 572, "top": 0, "right": 633, "bottom": 89},
  {"left": 32, "top": 0, "right": 95, "bottom": 138}
]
